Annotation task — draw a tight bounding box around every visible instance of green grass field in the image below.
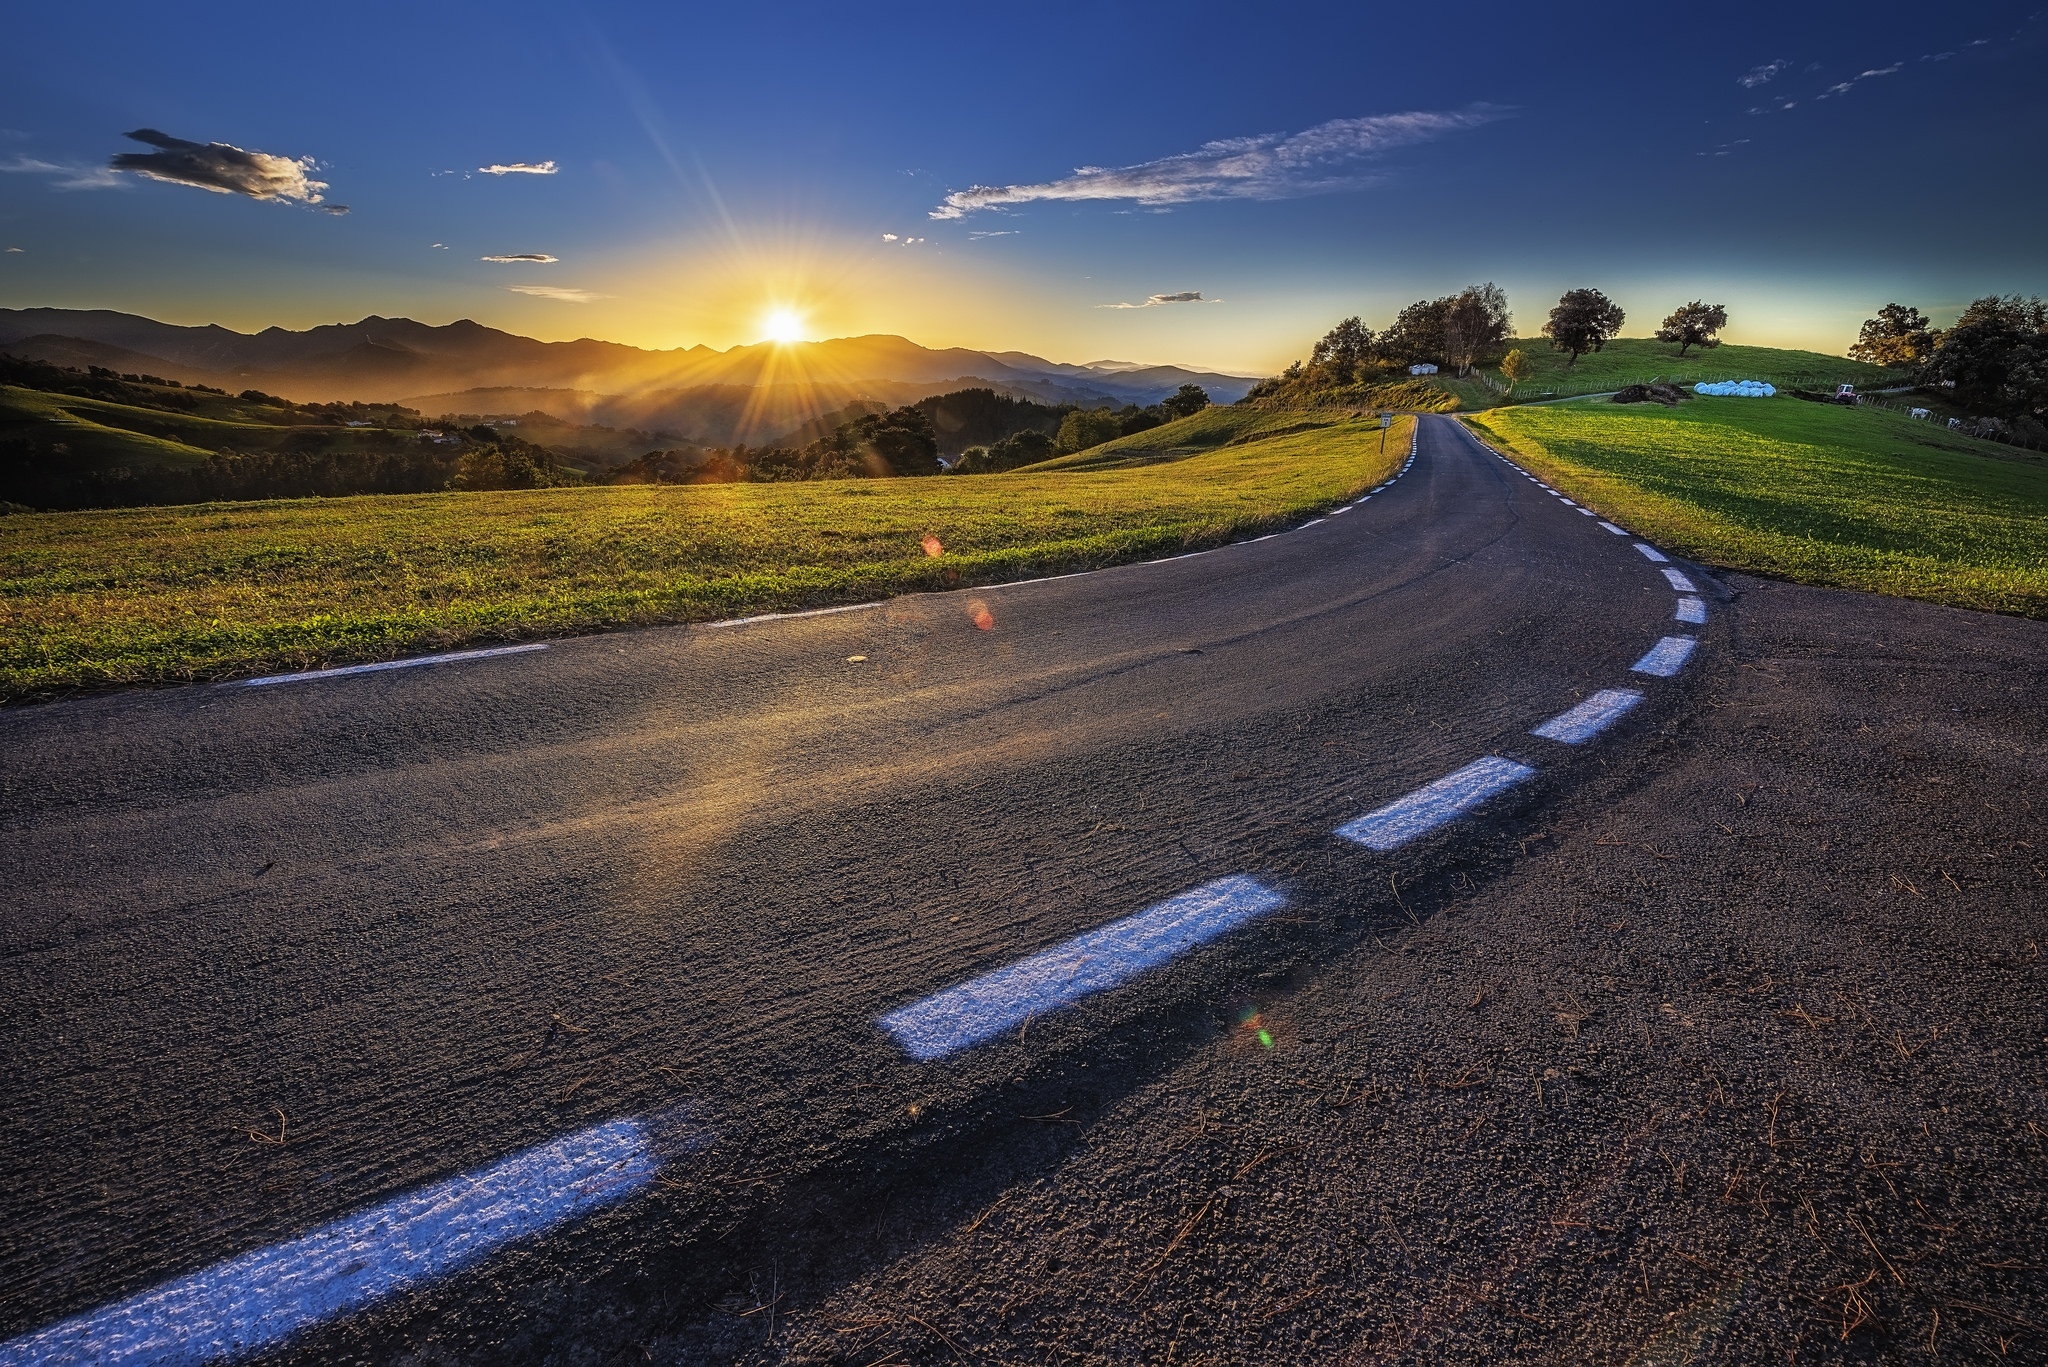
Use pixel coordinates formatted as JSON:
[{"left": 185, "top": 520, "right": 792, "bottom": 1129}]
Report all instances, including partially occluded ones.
[
  {"left": 1028, "top": 405, "right": 1383, "bottom": 471},
  {"left": 1465, "top": 397, "right": 2048, "bottom": 617},
  {"left": 1435, "top": 336, "right": 1898, "bottom": 409},
  {"left": 0, "top": 411, "right": 1412, "bottom": 698},
  {"left": 0, "top": 384, "right": 415, "bottom": 468}
]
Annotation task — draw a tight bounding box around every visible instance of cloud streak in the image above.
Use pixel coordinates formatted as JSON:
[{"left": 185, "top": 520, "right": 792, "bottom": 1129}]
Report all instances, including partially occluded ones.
[
  {"left": 108, "top": 129, "right": 329, "bottom": 203},
  {"left": 479, "top": 161, "right": 558, "bottom": 175},
  {"left": 1737, "top": 60, "right": 1790, "bottom": 87},
  {"left": 507, "top": 284, "right": 606, "bottom": 302},
  {"left": 1098, "top": 291, "right": 1221, "bottom": 309},
  {"left": 0, "top": 155, "right": 125, "bottom": 190},
  {"left": 480, "top": 253, "right": 559, "bottom": 263},
  {"left": 929, "top": 105, "right": 1507, "bottom": 219}
]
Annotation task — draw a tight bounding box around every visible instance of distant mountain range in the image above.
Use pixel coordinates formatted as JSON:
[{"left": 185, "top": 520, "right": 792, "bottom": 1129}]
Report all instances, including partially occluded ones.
[{"left": 0, "top": 309, "right": 1260, "bottom": 446}]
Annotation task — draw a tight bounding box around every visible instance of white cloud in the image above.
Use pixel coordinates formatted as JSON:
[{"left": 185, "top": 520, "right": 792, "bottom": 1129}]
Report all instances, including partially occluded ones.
[
  {"left": 480, "top": 253, "right": 559, "bottom": 263},
  {"left": 1738, "top": 60, "right": 1790, "bottom": 87},
  {"left": 109, "top": 129, "right": 329, "bottom": 203},
  {"left": 1814, "top": 63, "right": 1902, "bottom": 99},
  {"left": 881, "top": 232, "right": 897, "bottom": 241},
  {"left": 4, "top": 246, "right": 22, "bottom": 253},
  {"left": 0, "top": 155, "right": 125, "bottom": 190},
  {"left": 1098, "top": 290, "right": 1222, "bottom": 310},
  {"left": 479, "top": 160, "right": 558, "bottom": 175},
  {"left": 929, "top": 105, "right": 1508, "bottom": 219},
  {"left": 507, "top": 284, "right": 607, "bottom": 302}
]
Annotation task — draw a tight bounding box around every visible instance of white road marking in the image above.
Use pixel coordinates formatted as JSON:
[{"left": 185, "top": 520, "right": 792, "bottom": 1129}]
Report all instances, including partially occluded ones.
[
  {"left": 1559, "top": 498, "right": 1578, "bottom": 506},
  {"left": 1632, "top": 636, "right": 1698, "bottom": 677},
  {"left": 1531, "top": 689, "right": 1645, "bottom": 744},
  {"left": 1330, "top": 506, "right": 1350, "bottom": 515},
  {"left": 229, "top": 644, "right": 549, "bottom": 688},
  {"left": 878, "top": 876, "right": 1287, "bottom": 1061},
  {"left": 1633, "top": 543, "right": 1669, "bottom": 563},
  {"left": 704, "top": 602, "right": 880, "bottom": 631},
  {"left": 1578, "top": 509, "right": 1597, "bottom": 516},
  {"left": 1661, "top": 567, "right": 1698, "bottom": 592},
  {"left": 0, "top": 1119, "right": 664, "bottom": 1367},
  {"left": 1598, "top": 522, "right": 1628, "bottom": 535},
  {"left": 1302, "top": 519, "right": 1325, "bottom": 527},
  {"left": 1675, "top": 596, "right": 1707, "bottom": 624},
  {"left": 1335, "top": 756, "right": 1538, "bottom": 851}
]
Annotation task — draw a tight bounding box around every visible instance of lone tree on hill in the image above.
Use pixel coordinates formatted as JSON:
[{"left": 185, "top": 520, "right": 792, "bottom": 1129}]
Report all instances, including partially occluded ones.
[
  {"left": 1442, "top": 283, "right": 1512, "bottom": 377},
  {"left": 1311, "top": 317, "right": 1375, "bottom": 373},
  {"left": 1499, "top": 348, "right": 1535, "bottom": 392},
  {"left": 1160, "top": 383, "right": 1210, "bottom": 420},
  {"left": 1656, "top": 301, "right": 1729, "bottom": 356},
  {"left": 1849, "top": 303, "right": 1936, "bottom": 368},
  {"left": 1543, "top": 289, "right": 1626, "bottom": 365}
]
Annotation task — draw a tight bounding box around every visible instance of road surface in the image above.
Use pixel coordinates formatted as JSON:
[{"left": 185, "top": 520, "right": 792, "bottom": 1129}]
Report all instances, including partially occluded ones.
[{"left": 5, "top": 415, "right": 1747, "bottom": 1361}]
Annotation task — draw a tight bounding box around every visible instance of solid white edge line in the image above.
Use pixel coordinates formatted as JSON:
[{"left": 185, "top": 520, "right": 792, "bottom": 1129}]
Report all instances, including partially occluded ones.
[{"left": 230, "top": 643, "right": 549, "bottom": 688}]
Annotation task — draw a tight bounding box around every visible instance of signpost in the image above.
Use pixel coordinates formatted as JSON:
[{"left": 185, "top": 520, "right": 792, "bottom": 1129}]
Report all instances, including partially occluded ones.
[{"left": 1379, "top": 410, "right": 1391, "bottom": 455}]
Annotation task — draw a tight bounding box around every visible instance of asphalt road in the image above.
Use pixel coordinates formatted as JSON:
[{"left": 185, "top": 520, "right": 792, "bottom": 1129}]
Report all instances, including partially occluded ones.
[{"left": 5, "top": 414, "right": 1734, "bottom": 1362}]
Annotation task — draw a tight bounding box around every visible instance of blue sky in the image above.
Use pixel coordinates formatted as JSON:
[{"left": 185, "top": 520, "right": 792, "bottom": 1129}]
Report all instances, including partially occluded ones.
[{"left": 1, "top": 1, "right": 2043, "bottom": 372}]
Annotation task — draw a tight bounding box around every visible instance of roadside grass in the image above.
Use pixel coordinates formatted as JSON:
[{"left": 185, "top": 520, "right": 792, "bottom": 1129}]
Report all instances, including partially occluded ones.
[
  {"left": 0, "top": 413, "right": 1411, "bottom": 698},
  {"left": 0, "top": 384, "right": 413, "bottom": 468},
  {"left": 1027, "top": 406, "right": 1368, "bottom": 472},
  {"left": 1465, "top": 398, "right": 2048, "bottom": 617},
  {"left": 1449, "top": 337, "right": 1899, "bottom": 408}
]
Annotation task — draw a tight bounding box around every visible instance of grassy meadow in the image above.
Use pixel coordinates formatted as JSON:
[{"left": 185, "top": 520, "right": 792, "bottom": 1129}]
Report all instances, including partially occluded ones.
[
  {"left": 0, "top": 411, "right": 1410, "bottom": 699},
  {"left": 0, "top": 382, "right": 419, "bottom": 469},
  {"left": 1465, "top": 397, "right": 2048, "bottom": 617},
  {"left": 1434, "top": 336, "right": 1897, "bottom": 410}
]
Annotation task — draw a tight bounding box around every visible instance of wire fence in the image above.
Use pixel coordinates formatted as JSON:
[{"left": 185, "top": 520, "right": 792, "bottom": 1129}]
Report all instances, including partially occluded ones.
[{"left": 1849, "top": 392, "right": 2048, "bottom": 452}]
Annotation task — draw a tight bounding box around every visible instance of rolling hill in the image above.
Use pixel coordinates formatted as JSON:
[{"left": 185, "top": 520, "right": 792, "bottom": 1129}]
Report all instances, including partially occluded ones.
[{"left": 0, "top": 309, "right": 1258, "bottom": 446}]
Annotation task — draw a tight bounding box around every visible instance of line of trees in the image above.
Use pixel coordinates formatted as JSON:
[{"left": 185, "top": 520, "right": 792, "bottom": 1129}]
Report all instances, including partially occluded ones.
[{"left": 1852, "top": 295, "right": 2048, "bottom": 418}]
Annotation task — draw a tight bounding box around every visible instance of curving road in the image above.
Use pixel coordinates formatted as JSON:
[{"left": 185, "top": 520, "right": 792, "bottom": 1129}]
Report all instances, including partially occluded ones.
[{"left": 0, "top": 415, "right": 1718, "bottom": 1362}]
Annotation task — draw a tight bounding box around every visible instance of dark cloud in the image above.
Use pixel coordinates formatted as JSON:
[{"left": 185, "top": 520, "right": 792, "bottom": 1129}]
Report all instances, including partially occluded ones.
[{"left": 109, "top": 128, "right": 329, "bottom": 203}]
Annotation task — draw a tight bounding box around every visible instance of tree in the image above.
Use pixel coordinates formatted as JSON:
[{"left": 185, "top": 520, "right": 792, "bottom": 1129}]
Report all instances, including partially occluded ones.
[
  {"left": 1499, "top": 348, "right": 1535, "bottom": 393},
  {"left": 1379, "top": 297, "right": 1453, "bottom": 368},
  {"left": 1925, "top": 294, "right": 2048, "bottom": 417},
  {"left": 1161, "top": 383, "right": 1210, "bottom": 420},
  {"left": 1542, "top": 289, "right": 1626, "bottom": 365},
  {"left": 1656, "top": 301, "right": 1729, "bottom": 356},
  {"left": 1441, "top": 283, "right": 1512, "bottom": 377},
  {"left": 1849, "top": 304, "right": 1936, "bottom": 368},
  {"left": 1310, "top": 318, "right": 1375, "bottom": 373},
  {"left": 1055, "top": 407, "right": 1124, "bottom": 454}
]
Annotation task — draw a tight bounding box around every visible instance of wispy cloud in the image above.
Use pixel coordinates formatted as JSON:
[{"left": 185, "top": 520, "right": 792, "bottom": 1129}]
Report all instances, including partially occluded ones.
[
  {"left": 880, "top": 232, "right": 926, "bottom": 245},
  {"left": 967, "top": 230, "right": 1017, "bottom": 239},
  {"left": 0, "top": 155, "right": 125, "bottom": 190},
  {"left": 318, "top": 204, "right": 350, "bottom": 215},
  {"left": 479, "top": 160, "right": 558, "bottom": 175},
  {"left": 109, "top": 129, "right": 330, "bottom": 203},
  {"left": 480, "top": 253, "right": 559, "bottom": 263},
  {"left": 929, "top": 105, "right": 1508, "bottom": 219},
  {"left": 507, "top": 284, "right": 606, "bottom": 302},
  {"left": 1738, "top": 60, "right": 1790, "bottom": 87},
  {"left": 1815, "top": 63, "right": 1902, "bottom": 98},
  {"left": 4, "top": 246, "right": 22, "bottom": 253},
  {"left": 1098, "top": 291, "right": 1221, "bottom": 310}
]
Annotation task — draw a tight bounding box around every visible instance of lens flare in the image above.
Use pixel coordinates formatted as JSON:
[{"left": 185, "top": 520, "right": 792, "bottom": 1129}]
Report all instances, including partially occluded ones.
[
  {"left": 966, "top": 599, "right": 994, "bottom": 631},
  {"left": 920, "top": 535, "right": 943, "bottom": 557},
  {"left": 1238, "top": 1005, "right": 1274, "bottom": 1050}
]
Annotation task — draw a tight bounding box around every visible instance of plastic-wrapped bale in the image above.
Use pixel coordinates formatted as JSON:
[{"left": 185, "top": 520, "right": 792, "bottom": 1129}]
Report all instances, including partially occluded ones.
[{"left": 1693, "top": 380, "right": 1776, "bottom": 397}]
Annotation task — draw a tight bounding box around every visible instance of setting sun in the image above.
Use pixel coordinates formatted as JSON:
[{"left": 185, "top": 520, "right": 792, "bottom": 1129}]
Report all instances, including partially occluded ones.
[{"left": 762, "top": 308, "right": 805, "bottom": 343}]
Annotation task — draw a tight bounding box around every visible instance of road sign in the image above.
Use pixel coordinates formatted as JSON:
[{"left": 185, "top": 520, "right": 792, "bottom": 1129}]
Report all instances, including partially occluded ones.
[{"left": 1380, "top": 413, "right": 1392, "bottom": 428}]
